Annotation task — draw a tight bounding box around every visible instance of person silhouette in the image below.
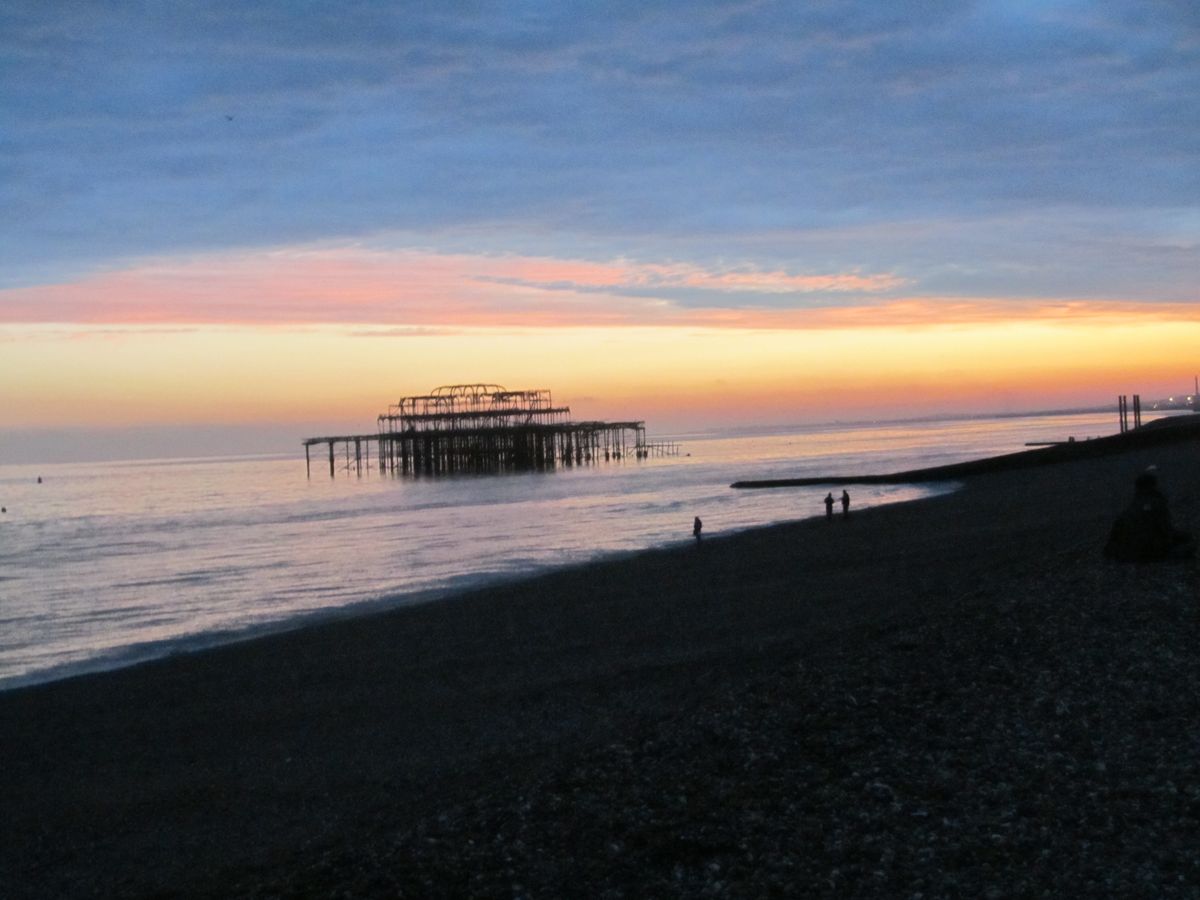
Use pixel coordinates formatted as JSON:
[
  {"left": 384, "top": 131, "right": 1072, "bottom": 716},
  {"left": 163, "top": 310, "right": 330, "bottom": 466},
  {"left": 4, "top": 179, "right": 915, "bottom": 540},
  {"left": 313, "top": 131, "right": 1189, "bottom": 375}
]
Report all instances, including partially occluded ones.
[
  {"left": 824, "top": 493, "right": 834, "bottom": 520},
  {"left": 841, "top": 490, "right": 850, "bottom": 518},
  {"left": 693, "top": 516, "right": 703, "bottom": 542},
  {"left": 1104, "top": 467, "right": 1195, "bottom": 561}
]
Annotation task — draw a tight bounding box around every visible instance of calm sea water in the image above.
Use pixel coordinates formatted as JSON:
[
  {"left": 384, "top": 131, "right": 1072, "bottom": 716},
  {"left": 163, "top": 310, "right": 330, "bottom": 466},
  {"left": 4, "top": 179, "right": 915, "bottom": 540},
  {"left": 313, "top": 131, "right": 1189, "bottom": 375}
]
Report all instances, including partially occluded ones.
[{"left": 0, "top": 411, "right": 1126, "bottom": 689}]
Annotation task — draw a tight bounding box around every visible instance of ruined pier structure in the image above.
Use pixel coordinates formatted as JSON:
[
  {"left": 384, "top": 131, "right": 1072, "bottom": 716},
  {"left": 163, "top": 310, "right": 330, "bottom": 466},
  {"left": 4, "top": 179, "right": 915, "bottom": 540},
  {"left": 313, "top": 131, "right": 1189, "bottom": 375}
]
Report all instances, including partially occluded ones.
[{"left": 304, "top": 384, "right": 679, "bottom": 477}]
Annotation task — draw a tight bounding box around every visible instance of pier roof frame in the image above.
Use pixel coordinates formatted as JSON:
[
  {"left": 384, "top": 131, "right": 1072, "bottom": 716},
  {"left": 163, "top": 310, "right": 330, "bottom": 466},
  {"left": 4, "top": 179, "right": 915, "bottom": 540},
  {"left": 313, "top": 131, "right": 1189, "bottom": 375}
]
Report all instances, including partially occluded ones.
[{"left": 387, "top": 384, "right": 559, "bottom": 421}]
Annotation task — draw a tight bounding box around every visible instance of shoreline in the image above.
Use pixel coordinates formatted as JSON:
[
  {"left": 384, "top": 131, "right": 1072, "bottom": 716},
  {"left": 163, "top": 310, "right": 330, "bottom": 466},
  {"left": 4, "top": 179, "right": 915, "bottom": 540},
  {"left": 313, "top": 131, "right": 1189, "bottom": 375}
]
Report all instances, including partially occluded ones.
[
  {"left": 0, "top": 410, "right": 1171, "bottom": 694},
  {"left": 0, "top": 505, "right": 930, "bottom": 694},
  {"left": 3, "top": 429, "right": 1197, "bottom": 897},
  {"left": 1, "top": 487, "right": 953, "bottom": 695}
]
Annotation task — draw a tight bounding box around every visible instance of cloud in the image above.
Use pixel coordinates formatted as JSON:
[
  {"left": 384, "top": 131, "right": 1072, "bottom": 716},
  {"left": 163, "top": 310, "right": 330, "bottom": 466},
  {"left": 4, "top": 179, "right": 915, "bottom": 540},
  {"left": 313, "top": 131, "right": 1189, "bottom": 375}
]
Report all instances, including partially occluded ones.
[
  {"left": 481, "top": 263, "right": 906, "bottom": 297},
  {"left": 2, "top": 243, "right": 1195, "bottom": 332},
  {"left": 1, "top": 0, "right": 1196, "bottom": 316},
  {"left": 0, "top": 245, "right": 908, "bottom": 325}
]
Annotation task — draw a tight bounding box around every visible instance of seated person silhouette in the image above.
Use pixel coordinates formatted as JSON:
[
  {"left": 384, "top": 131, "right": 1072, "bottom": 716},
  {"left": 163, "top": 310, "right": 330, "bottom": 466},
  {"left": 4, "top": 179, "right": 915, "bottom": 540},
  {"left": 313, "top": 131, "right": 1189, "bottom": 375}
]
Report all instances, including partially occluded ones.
[{"left": 1104, "top": 467, "right": 1195, "bottom": 562}]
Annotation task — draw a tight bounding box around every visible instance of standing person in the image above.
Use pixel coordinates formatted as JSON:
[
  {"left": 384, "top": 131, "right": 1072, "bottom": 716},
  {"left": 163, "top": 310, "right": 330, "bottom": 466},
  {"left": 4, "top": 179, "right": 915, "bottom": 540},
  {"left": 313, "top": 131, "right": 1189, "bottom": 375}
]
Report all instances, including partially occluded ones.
[
  {"left": 841, "top": 490, "right": 851, "bottom": 518},
  {"left": 693, "top": 516, "right": 703, "bottom": 542},
  {"left": 824, "top": 493, "right": 834, "bottom": 520}
]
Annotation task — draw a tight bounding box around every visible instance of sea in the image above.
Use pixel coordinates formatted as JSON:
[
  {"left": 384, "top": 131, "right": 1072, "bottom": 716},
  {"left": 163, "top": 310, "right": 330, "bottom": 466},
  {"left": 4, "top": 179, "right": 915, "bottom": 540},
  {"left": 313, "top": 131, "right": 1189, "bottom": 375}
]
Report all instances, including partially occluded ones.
[{"left": 0, "top": 410, "right": 1133, "bottom": 691}]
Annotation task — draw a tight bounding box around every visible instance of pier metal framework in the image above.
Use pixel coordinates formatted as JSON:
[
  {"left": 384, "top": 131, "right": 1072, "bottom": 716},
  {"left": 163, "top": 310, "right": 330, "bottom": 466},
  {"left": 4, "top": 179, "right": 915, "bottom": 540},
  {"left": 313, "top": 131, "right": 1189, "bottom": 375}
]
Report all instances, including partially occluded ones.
[{"left": 304, "top": 384, "right": 679, "bottom": 478}]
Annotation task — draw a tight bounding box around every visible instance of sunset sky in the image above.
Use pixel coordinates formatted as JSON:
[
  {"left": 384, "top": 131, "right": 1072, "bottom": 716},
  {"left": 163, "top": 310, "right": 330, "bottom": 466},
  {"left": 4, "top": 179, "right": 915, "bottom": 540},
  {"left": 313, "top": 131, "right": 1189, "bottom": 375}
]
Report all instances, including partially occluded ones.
[{"left": 2, "top": 2, "right": 1197, "bottom": 458}]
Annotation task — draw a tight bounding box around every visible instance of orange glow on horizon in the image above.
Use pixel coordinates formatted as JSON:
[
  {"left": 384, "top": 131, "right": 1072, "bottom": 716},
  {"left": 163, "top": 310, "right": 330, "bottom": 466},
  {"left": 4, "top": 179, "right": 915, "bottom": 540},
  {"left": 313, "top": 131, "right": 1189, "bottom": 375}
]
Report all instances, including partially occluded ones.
[
  {"left": 2, "top": 317, "right": 1197, "bottom": 432},
  {"left": 2, "top": 244, "right": 1196, "bottom": 434}
]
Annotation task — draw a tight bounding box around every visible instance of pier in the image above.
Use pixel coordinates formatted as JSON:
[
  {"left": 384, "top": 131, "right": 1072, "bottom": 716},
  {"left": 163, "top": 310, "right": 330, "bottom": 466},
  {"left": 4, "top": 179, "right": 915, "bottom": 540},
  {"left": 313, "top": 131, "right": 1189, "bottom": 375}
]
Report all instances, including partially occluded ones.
[{"left": 304, "top": 384, "right": 679, "bottom": 477}]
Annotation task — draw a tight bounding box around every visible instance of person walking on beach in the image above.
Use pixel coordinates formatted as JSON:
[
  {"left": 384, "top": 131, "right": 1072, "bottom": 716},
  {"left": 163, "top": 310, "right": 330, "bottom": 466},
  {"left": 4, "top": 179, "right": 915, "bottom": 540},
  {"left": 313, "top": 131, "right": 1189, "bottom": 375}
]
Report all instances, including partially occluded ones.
[
  {"left": 841, "top": 490, "right": 851, "bottom": 518},
  {"left": 824, "top": 493, "right": 834, "bottom": 520},
  {"left": 693, "top": 516, "right": 703, "bottom": 542}
]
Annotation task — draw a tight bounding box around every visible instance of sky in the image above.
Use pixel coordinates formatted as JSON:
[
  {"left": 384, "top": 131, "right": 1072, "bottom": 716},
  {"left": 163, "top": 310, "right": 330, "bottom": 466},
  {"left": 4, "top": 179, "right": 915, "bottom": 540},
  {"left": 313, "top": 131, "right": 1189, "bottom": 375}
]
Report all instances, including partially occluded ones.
[{"left": 2, "top": 1, "right": 1198, "bottom": 459}]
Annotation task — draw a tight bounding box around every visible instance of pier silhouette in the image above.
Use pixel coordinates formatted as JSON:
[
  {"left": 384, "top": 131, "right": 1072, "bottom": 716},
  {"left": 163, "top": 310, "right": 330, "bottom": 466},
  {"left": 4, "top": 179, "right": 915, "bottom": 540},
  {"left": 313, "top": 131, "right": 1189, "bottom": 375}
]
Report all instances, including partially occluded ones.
[{"left": 305, "top": 384, "right": 678, "bottom": 477}]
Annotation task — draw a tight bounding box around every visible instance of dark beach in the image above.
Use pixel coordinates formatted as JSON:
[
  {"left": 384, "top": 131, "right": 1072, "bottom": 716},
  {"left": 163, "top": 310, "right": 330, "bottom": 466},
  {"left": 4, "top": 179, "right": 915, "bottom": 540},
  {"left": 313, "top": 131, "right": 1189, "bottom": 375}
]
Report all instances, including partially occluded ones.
[{"left": 3, "top": 421, "right": 1198, "bottom": 898}]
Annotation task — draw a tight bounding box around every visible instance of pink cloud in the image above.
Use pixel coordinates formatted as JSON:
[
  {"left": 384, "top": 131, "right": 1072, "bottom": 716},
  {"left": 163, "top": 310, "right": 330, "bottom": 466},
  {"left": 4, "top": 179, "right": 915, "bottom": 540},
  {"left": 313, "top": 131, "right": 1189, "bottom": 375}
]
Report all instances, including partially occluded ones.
[
  {"left": 632, "top": 265, "right": 905, "bottom": 294},
  {"left": 0, "top": 248, "right": 650, "bottom": 326},
  {"left": 487, "top": 260, "right": 907, "bottom": 294},
  {"left": 1, "top": 245, "right": 1195, "bottom": 330}
]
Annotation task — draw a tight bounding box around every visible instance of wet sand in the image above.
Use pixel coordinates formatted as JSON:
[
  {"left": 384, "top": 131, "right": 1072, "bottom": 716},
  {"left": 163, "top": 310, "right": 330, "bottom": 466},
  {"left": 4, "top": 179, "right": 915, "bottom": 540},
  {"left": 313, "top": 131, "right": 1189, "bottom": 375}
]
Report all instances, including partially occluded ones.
[{"left": 2, "top": 423, "right": 1197, "bottom": 897}]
